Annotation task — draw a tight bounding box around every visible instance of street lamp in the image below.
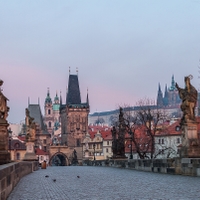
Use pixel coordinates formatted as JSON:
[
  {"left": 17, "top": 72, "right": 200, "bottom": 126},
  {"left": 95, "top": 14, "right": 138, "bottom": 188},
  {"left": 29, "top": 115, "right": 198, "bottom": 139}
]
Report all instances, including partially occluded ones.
[
  {"left": 129, "top": 131, "right": 133, "bottom": 159},
  {"left": 93, "top": 144, "right": 96, "bottom": 160}
]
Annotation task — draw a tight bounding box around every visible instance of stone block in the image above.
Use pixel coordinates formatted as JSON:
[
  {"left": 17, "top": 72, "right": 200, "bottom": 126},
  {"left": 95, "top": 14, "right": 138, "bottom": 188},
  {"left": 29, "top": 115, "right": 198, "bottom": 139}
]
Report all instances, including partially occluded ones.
[
  {"left": 197, "top": 168, "right": 200, "bottom": 176},
  {"left": 181, "top": 158, "right": 192, "bottom": 164}
]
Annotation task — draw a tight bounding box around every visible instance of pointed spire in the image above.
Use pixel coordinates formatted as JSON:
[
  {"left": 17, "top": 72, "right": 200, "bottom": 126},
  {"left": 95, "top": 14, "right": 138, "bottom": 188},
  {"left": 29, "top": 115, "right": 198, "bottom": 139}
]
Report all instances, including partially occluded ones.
[
  {"left": 38, "top": 97, "right": 40, "bottom": 105},
  {"left": 158, "top": 83, "right": 161, "bottom": 92},
  {"left": 45, "top": 87, "right": 52, "bottom": 104},
  {"left": 60, "top": 91, "right": 62, "bottom": 106},
  {"left": 86, "top": 88, "right": 89, "bottom": 106},
  {"left": 69, "top": 66, "right": 71, "bottom": 74},
  {"left": 170, "top": 74, "right": 176, "bottom": 91},
  {"left": 28, "top": 97, "right": 30, "bottom": 106},
  {"left": 157, "top": 83, "right": 163, "bottom": 107},
  {"left": 66, "top": 74, "right": 81, "bottom": 105},
  {"left": 76, "top": 67, "right": 78, "bottom": 75}
]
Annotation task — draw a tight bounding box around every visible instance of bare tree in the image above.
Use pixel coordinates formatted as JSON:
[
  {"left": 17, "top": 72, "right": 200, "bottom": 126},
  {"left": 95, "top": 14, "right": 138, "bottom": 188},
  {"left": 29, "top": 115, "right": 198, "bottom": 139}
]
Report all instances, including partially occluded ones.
[{"left": 117, "top": 99, "right": 168, "bottom": 159}]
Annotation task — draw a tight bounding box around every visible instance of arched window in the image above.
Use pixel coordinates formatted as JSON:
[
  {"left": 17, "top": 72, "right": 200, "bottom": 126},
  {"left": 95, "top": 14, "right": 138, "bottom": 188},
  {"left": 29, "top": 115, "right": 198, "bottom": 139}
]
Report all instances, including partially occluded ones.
[
  {"left": 49, "top": 121, "right": 51, "bottom": 128},
  {"left": 48, "top": 109, "right": 51, "bottom": 115},
  {"left": 16, "top": 152, "right": 20, "bottom": 160}
]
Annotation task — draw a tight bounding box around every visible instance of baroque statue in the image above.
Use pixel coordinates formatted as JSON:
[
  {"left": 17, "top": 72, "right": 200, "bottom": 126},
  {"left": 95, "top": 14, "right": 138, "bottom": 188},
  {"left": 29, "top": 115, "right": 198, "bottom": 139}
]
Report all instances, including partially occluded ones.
[
  {"left": 25, "top": 108, "right": 36, "bottom": 141},
  {"left": 111, "top": 107, "right": 126, "bottom": 158},
  {"left": 0, "top": 80, "right": 9, "bottom": 121},
  {"left": 176, "top": 75, "right": 197, "bottom": 124}
]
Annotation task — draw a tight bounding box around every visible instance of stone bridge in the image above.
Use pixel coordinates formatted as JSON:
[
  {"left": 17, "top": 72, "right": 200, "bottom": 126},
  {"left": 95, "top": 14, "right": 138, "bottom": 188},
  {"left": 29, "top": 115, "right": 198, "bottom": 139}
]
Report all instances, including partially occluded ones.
[
  {"left": 7, "top": 165, "right": 200, "bottom": 200},
  {"left": 49, "top": 146, "right": 83, "bottom": 166}
]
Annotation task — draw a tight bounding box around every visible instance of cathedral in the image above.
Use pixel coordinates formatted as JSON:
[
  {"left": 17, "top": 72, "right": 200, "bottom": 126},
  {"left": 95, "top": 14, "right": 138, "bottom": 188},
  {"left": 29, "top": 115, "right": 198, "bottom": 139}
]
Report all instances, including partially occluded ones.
[{"left": 157, "top": 75, "right": 181, "bottom": 108}]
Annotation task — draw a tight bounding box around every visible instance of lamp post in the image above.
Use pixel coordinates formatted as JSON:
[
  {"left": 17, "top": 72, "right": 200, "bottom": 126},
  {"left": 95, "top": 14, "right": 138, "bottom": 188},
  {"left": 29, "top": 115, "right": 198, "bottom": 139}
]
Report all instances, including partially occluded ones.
[
  {"left": 129, "top": 131, "right": 133, "bottom": 159},
  {"left": 93, "top": 144, "right": 96, "bottom": 160}
]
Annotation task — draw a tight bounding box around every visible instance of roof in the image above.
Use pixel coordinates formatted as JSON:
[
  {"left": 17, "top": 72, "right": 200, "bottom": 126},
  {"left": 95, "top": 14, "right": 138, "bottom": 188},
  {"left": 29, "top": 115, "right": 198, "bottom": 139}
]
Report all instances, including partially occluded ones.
[
  {"left": 66, "top": 74, "right": 81, "bottom": 105},
  {"left": 35, "top": 148, "right": 49, "bottom": 155},
  {"left": 88, "top": 125, "right": 112, "bottom": 139},
  {"left": 8, "top": 138, "right": 26, "bottom": 150},
  {"left": 28, "top": 104, "right": 45, "bottom": 130}
]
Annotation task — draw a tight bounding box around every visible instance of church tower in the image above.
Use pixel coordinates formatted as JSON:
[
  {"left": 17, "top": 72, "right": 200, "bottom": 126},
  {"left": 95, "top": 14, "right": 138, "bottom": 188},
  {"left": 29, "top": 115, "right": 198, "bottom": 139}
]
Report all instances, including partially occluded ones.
[
  {"left": 60, "top": 71, "right": 90, "bottom": 160},
  {"left": 44, "top": 88, "right": 54, "bottom": 135}
]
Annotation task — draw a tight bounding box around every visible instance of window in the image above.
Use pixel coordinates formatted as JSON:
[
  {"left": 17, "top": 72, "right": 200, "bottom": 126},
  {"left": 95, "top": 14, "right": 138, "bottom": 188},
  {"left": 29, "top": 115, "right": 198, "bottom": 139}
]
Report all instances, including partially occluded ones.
[
  {"left": 44, "top": 146, "right": 47, "bottom": 151},
  {"left": 158, "top": 139, "right": 161, "bottom": 144},
  {"left": 107, "top": 141, "right": 109, "bottom": 145},
  {"left": 106, "top": 148, "right": 108, "bottom": 153},
  {"left": 14, "top": 143, "right": 20, "bottom": 149},
  {"left": 16, "top": 152, "right": 20, "bottom": 160},
  {"left": 161, "top": 139, "right": 164, "bottom": 144},
  {"left": 175, "top": 126, "right": 180, "bottom": 132},
  {"left": 48, "top": 109, "right": 51, "bottom": 115},
  {"left": 77, "top": 139, "right": 80, "bottom": 147},
  {"left": 177, "top": 138, "right": 180, "bottom": 144},
  {"left": 49, "top": 121, "right": 51, "bottom": 128},
  {"left": 43, "top": 139, "right": 46, "bottom": 144}
]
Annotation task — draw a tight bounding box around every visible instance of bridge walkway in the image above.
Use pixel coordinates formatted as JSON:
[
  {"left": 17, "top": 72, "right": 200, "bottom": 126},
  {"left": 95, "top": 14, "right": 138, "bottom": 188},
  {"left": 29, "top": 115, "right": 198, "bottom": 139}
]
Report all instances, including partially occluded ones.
[{"left": 7, "top": 166, "right": 200, "bottom": 200}]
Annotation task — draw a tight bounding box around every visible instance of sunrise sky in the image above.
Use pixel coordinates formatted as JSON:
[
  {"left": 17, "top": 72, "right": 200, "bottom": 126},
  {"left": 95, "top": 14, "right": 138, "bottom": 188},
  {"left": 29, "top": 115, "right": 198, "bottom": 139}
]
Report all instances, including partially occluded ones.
[{"left": 1, "top": 0, "right": 200, "bottom": 123}]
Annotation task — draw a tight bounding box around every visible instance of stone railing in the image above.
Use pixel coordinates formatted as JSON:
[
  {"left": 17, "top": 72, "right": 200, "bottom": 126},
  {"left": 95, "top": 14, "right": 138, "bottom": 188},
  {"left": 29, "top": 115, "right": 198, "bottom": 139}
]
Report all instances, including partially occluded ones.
[
  {"left": 83, "top": 158, "right": 200, "bottom": 177},
  {"left": 0, "top": 161, "right": 38, "bottom": 200}
]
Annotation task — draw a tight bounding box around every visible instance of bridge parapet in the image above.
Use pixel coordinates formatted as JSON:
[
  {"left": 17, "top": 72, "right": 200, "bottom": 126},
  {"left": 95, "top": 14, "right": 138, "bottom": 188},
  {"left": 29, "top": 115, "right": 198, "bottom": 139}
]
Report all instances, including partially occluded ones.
[
  {"left": 0, "top": 161, "right": 38, "bottom": 200},
  {"left": 82, "top": 158, "right": 200, "bottom": 177}
]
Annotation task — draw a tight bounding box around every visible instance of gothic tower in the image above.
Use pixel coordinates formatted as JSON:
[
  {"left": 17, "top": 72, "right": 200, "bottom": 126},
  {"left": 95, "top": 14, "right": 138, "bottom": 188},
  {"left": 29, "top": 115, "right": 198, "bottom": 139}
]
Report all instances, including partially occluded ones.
[
  {"left": 60, "top": 72, "right": 90, "bottom": 160},
  {"left": 156, "top": 83, "right": 163, "bottom": 107}
]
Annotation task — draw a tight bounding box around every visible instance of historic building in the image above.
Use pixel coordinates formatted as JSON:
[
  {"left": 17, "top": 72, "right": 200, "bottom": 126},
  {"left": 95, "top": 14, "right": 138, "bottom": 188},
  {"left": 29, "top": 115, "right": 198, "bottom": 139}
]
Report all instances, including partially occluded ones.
[
  {"left": 156, "top": 75, "right": 181, "bottom": 108},
  {"left": 44, "top": 89, "right": 61, "bottom": 136},
  {"left": 60, "top": 73, "right": 90, "bottom": 161}
]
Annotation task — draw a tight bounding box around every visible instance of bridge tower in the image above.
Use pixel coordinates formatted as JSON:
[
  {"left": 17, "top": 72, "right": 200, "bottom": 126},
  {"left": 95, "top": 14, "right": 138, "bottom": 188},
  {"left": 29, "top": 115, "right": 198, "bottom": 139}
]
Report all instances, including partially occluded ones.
[{"left": 60, "top": 70, "right": 89, "bottom": 162}]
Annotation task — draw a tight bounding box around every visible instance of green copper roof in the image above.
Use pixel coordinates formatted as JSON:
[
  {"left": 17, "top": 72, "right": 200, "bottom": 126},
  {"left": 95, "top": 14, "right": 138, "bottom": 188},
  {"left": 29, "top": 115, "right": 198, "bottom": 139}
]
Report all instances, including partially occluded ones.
[{"left": 53, "top": 104, "right": 60, "bottom": 111}]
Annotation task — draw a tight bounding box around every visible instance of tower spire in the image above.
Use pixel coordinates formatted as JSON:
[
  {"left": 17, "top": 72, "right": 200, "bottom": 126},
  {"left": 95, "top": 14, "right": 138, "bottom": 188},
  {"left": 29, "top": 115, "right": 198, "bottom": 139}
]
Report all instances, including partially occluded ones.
[
  {"left": 60, "top": 91, "right": 62, "bottom": 106},
  {"left": 86, "top": 88, "right": 89, "bottom": 106}
]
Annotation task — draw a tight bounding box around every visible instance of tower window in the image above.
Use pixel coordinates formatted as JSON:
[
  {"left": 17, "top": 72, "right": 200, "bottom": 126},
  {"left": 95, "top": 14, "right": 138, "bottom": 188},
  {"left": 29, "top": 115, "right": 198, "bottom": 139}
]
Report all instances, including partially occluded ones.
[
  {"left": 48, "top": 109, "right": 51, "bottom": 115},
  {"left": 77, "top": 139, "right": 80, "bottom": 147},
  {"left": 49, "top": 121, "right": 51, "bottom": 128}
]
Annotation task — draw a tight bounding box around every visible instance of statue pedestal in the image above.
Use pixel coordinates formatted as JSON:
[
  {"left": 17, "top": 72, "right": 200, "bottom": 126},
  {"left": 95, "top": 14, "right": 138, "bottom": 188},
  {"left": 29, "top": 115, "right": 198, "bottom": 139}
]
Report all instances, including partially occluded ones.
[
  {"left": 0, "top": 120, "right": 10, "bottom": 164},
  {"left": 180, "top": 122, "right": 200, "bottom": 158},
  {"left": 23, "top": 141, "right": 37, "bottom": 161}
]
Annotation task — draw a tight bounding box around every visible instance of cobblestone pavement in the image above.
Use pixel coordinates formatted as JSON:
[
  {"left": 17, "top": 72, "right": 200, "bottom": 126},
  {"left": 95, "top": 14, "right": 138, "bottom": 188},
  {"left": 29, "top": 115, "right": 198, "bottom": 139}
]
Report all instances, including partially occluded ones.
[{"left": 8, "top": 166, "right": 200, "bottom": 200}]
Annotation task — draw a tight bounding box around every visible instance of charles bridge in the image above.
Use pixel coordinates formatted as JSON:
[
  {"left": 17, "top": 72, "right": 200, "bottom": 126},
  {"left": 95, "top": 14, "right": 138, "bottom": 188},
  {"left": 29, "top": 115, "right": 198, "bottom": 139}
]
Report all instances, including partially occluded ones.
[{"left": 1, "top": 158, "right": 200, "bottom": 200}]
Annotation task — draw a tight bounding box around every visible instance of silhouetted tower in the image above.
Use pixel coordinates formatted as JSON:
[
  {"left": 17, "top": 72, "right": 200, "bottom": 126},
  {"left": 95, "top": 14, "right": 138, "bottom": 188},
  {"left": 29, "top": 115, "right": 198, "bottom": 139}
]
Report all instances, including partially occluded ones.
[{"left": 156, "top": 83, "right": 163, "bottom": 107}]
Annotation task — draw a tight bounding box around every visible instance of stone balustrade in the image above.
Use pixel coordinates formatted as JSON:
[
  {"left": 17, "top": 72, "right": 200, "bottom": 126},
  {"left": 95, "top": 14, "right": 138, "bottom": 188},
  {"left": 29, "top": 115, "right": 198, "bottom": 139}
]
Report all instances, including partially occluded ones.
[
  {"left": 0, "top": 161, "right": 38, "bottom": 200},
  {"left": 83, "top": 158, "right": 200, "bottom": 176}
]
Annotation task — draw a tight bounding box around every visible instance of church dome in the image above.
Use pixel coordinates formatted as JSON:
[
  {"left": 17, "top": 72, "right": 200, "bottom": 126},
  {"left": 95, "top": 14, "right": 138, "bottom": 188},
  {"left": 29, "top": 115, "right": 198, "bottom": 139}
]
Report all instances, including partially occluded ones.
[{"left": 45, "top": 89, "right": 52, "bottom": 104}]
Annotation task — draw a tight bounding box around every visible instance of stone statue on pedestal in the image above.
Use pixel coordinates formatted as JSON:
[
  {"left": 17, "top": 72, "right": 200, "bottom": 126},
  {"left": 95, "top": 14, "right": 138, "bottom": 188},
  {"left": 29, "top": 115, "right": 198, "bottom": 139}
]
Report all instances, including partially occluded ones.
[
  {"left": 0, "top": 80, "right": 10, "bottom": 164},
  {"left": 111, "top": 107, "right": 126, "bottom": 159},
  {"left": 0, "top": 80, "right": 9, "bottom": 122},
  {"left": 176, "top": 75, "right": 197, "bottom": 125},
  {"left": 23, "top": 108, "right": 37, "bottom": 161},
  {"left": 176, "top": 75, "right": 200, "bottom": 158}
]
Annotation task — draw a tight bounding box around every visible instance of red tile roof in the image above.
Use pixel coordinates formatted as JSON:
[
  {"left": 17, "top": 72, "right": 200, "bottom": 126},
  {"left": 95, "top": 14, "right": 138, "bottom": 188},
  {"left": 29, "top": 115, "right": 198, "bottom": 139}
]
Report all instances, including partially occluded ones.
[{"left": 35, "top": 148, "right": 48, "bottom": 155}]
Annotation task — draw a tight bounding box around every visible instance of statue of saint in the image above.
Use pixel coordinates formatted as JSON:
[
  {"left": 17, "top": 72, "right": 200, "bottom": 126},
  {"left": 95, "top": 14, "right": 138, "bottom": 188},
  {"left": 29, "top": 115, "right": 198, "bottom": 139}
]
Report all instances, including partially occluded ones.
[
  {"left": 176, "top": 75, "right": 197, "bottom": 123},
  {"left": 0, "top": 80, "right": 9, "bottom": 121},
  {"left": 25, "top": 108, "right": 35, "bottom": 141}
]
